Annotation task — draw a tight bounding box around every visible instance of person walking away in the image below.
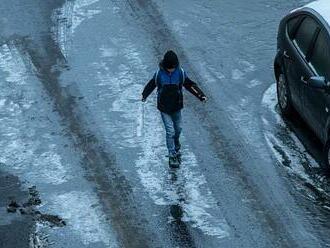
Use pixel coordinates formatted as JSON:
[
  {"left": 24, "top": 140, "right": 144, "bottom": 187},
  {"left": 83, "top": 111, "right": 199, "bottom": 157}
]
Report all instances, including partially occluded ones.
[{"left": 141, "top": 50, "right": 207, "bottom": 168}]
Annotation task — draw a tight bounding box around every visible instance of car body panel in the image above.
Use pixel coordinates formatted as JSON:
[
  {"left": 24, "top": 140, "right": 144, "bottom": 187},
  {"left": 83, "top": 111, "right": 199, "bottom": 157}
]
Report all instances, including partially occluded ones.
[{"left": 275, "top": 0, "right": 330, "bottom": 145}]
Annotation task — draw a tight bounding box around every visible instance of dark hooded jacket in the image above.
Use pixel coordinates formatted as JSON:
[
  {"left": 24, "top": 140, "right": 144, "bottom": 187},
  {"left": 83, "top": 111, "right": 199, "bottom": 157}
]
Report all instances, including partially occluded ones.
[{"left": 142, "top": 61, "right": 206, "bottom": 114}]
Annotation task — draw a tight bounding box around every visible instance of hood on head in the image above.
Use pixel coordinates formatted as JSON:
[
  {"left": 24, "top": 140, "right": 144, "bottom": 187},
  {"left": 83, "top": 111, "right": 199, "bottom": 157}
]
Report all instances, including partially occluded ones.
[{"left": 162, "top": 50, "right": 179, "bottom": 70}]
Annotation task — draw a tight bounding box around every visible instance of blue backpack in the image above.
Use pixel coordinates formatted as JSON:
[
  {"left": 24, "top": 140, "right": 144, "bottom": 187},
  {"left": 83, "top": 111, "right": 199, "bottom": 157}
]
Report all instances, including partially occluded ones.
[{"left": 154, "top": 67, "right": 185, "bottom": 113}]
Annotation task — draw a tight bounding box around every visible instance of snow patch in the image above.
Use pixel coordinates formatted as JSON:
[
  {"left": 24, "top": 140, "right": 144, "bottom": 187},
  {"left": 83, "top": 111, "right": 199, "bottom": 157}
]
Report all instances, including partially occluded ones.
[
  {"left": 51, "top": 0, "right": 101, "bottom": 57},
  {"left": 231, "top": 69, "right": 244, "bottom": 80},
  {"left": 172, "top": 19, "right": 189, "bottom": 36},
  {"left": 261, "top": 83, "right": 282, "bottom": 123},
  {"left": 247, "top": 79, "right": 262, "bottom": 89},
  {"left": 100, "top": 47, "right": 118, "bottom": 58},
  {"left": 51, "top": 191, "right": 117, "bottom": 247},
  {"left": 0, "top": 99, "right": 6, "bottom": 107},
  {"left": 196, "top": 60, "right": 225, "bottom": 84},
  {"left": 231, "top": 60, "right": 255, "bottom": 80},
  {"left": 71, "top": 8, "right": 101, "bottom": 32},
  {"left": 261, "top": 83, "right": 324, "bottom": 191},
  {"left": 239, "top": 60, "right": 256, "bottom": 72},
  {"left": 0, "top": 44, "right": 27, "bottom": 84}
]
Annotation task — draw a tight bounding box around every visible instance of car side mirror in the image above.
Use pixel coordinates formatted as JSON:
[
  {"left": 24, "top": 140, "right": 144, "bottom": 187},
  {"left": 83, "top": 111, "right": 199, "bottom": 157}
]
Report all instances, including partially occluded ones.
[{"left": 308, "top": 76, "right": 327, "bottom": 89}]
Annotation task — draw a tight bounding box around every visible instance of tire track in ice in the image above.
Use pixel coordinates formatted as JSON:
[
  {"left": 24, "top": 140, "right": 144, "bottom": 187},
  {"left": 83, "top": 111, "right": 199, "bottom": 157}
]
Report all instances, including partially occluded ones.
[
  {"left": 0, "top": 43, "right": 70, "bottom": 186},
  {"left": 0, "top": 43, "right": 119, "bottom": 248}
]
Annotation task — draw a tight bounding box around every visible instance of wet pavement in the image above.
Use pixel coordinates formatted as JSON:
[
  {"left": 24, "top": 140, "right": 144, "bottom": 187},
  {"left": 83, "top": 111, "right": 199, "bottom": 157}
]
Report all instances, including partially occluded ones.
[{"left": 0, "top": 0, "right": 329, "bottom": 247}]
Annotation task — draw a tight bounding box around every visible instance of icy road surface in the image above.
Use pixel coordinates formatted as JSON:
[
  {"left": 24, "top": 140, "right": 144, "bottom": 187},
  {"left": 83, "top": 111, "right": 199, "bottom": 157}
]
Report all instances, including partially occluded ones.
[{"left": 0, "top": 0, "right": 329, "bottom": 247}]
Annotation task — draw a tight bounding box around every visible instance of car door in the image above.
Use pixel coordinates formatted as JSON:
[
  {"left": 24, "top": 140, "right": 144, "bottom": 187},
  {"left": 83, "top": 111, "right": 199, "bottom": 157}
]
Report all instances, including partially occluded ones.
[
  {"left": 283, "top": 15, "right": 319, "bottom": 116},
  {"left": 304, "top": 29, "right": 330, "bottom": 140}
]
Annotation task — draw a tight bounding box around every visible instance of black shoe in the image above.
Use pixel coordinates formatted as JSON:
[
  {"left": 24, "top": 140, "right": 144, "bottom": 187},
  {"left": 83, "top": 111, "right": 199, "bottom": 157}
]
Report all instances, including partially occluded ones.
[{"left": 169, "top": 156, "right": 180, "bottom": 168}]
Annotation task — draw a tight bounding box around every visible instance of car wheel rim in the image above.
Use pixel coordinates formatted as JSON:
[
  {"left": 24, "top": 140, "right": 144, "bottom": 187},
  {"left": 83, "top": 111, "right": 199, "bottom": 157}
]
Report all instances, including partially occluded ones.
[{"left": 278, "top": 74, "right": 288, "bottom": 109}]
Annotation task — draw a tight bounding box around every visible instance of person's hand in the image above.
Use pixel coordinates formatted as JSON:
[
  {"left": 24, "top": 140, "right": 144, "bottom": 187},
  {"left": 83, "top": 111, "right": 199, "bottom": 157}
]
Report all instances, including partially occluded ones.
[{"left": 200, "top": 96, "right": 207, "bottom": 102}]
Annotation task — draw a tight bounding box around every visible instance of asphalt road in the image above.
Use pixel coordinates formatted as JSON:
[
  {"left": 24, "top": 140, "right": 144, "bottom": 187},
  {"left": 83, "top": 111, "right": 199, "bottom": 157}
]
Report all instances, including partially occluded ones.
[{"left": 0, "top": 0, "right": 329, "bottom": 247}]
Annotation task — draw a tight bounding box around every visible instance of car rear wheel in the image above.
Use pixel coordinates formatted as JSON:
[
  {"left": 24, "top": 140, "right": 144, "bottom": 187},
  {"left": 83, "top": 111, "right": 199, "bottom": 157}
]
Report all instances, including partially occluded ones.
[
  {"left": 277, "top": 73, "right": 293, "bottom": 116},
  {"left": 323, "top": 140, "right": 330, "bottom": 169}
]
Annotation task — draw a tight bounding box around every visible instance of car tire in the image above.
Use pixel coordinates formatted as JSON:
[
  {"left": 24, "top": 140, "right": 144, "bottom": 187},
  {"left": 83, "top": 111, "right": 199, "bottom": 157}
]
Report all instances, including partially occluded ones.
[
  {"left": 277, "top": 73, "right": 293, "bottom": 117},
  {"left": 323, "top": 140, "right": 330, "bottom": 169}
]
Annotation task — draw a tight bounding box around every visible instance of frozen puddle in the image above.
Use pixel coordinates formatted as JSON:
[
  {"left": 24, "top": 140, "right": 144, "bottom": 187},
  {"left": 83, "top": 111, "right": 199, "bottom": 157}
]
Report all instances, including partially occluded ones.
[
  {"left": 261, "top": 83, "right": 330, "bottom": 205},
  {"left": 0, "top": 44, "right": 118, "bottom": 247}
]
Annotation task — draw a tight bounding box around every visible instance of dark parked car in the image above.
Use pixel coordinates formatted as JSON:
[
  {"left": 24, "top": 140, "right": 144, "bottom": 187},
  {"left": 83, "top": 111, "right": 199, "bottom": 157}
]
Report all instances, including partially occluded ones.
[{"left": 274, "top": 0, "right": 330, "bottom": 167}]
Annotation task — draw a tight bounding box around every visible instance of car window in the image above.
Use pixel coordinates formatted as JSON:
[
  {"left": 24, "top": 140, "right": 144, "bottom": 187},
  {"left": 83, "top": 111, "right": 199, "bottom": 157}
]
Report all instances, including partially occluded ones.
[
  {"left": 287, "top": 16, "right": 301, "bottom": 39},
  {"left": 310, "top": 30, "right": 330, "bottom": 80},
  {"left": 294, "top": 17, "right": 319, "bottom": 56}
]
